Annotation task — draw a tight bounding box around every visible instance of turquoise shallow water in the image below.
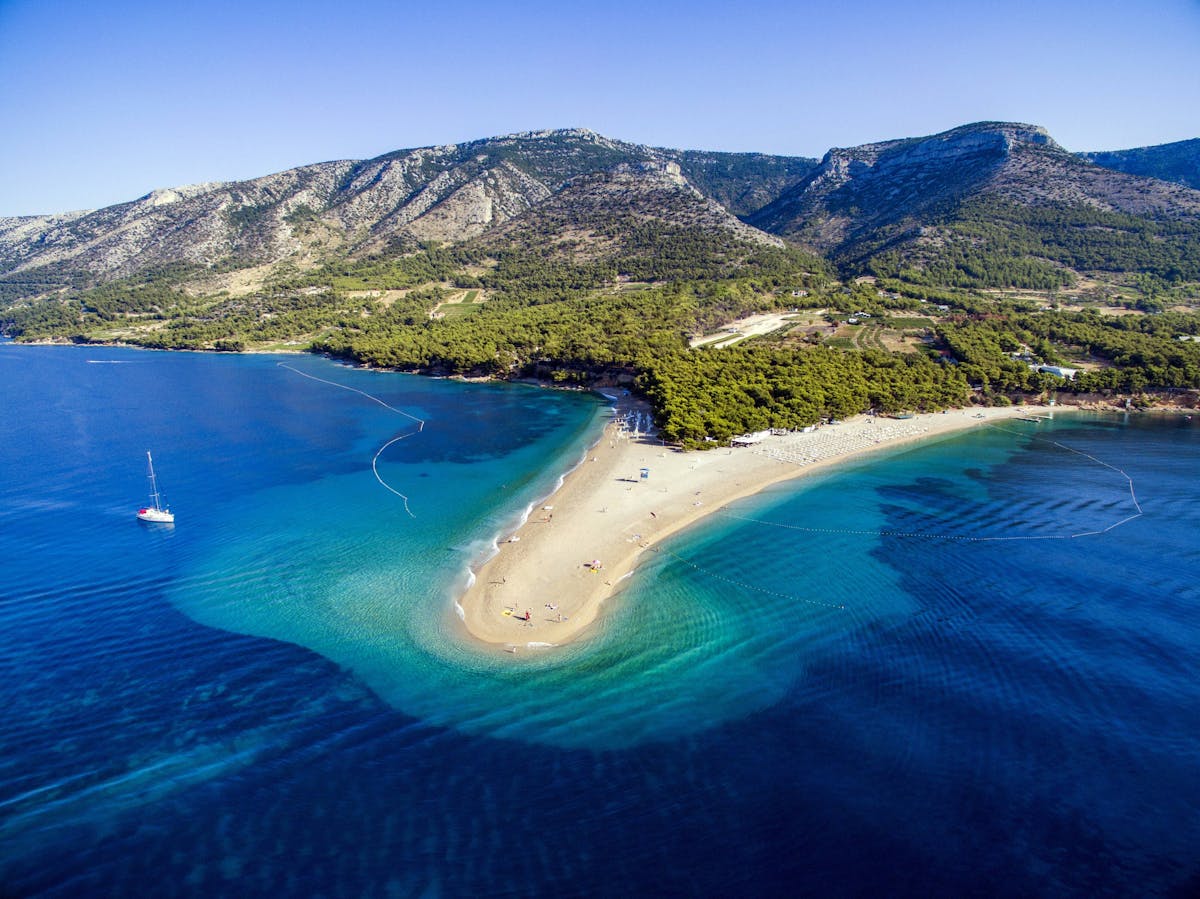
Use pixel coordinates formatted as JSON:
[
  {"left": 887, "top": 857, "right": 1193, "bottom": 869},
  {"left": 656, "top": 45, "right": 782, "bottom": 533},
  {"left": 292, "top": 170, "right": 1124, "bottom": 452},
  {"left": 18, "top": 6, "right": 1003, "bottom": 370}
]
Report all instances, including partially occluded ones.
[
  {"left": 148, "top": 353, "right": 822, "bottom": 748},
  {"left": 2, "top": 343, "right": 1198, "bottom": 896}
]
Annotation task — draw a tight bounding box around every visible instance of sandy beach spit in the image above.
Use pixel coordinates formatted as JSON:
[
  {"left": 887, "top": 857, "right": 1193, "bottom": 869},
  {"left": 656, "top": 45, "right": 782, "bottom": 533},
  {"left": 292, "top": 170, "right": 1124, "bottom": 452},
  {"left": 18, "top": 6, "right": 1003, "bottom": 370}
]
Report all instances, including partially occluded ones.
[{"left": 456, "top": 402, "right": 1073, "bottom": 649}]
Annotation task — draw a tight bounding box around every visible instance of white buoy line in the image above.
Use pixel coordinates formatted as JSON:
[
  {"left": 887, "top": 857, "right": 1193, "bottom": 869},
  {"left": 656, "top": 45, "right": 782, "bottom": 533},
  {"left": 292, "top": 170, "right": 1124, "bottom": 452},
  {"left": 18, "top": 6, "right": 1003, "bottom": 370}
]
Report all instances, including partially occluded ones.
[
  {"left": 720, "top": 423, "right": 1143, "bottom": 544},
  {"left": 277, "top": 362, "right": 426, "bottom": 517},
  {"left": 652, "top": 421, "right": 1145, "bottom": 613}
]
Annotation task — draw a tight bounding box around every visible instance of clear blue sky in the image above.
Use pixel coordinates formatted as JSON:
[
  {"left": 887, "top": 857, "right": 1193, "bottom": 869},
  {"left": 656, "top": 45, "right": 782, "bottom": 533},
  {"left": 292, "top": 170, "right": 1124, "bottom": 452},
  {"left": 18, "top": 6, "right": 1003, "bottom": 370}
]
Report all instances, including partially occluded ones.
[{"left": 1, "top": 0, "right": 1197, "bottom": 216}]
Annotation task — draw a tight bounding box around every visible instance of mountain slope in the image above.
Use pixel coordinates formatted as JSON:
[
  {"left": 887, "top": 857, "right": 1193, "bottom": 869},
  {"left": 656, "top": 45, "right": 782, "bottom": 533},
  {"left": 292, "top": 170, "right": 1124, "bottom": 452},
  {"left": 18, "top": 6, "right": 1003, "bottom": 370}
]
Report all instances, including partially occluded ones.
[
  {"left": 0, "top": 165, "right": 352, "bottom": 285},
  {"left": 0, "top": 130, "right": 634, "bottom": 284},
  {"left": 669, "top": 150, "right": 818, "bottom": 216},
  {"left": 746, "top": 122, "right": 1056, "bottom": 248},
  {"left": 745, "top": 122, "right": 1200, "bottom": 285},
  {"left": 483, "top": 161, "right": 783, "bottom": 253},
  {"left": 749, "top": 122, "right": 1200, "bottom": 249},
  {"left": 1081, "top": 139, "right": 1200, "bottom": 191},
  {"left": 0, "top": 131, "right": 813, "bottom": 301}
]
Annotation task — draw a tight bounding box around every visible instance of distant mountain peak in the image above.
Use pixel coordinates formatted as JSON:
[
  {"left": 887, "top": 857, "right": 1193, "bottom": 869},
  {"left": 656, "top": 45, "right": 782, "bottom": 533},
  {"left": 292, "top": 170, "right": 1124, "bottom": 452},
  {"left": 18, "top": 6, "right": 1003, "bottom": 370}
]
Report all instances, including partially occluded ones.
[
  {"left": 935, "top": 120, "right": 1056, "bottom": 144},
  {"left": 747, "top": 120, "right": 1199, "bottom": 257},
  {"left": 1081, "top": 137, "right": 1200, "bottom": 191},
  {"left": 501, "top": 127, "right": 608, "bottom": 142},
  {"left": 139, "top": 183, "right": 226, "bottom": 207}
]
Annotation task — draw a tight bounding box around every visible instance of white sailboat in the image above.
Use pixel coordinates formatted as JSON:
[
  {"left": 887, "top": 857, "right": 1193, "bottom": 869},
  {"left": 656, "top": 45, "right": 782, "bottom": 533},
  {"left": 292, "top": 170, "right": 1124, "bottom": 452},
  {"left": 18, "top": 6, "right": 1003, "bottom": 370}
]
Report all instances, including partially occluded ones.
[{"left": 136, "top": 451, "right": 175, "bottom": 523}]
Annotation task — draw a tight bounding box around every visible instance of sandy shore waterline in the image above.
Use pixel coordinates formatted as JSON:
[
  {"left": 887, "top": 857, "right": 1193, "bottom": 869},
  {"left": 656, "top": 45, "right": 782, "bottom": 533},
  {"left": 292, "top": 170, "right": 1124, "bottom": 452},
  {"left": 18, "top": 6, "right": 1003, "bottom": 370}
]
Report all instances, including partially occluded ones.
[{"left": 456, "top": 403, "right": 1074, "bottom": 649}]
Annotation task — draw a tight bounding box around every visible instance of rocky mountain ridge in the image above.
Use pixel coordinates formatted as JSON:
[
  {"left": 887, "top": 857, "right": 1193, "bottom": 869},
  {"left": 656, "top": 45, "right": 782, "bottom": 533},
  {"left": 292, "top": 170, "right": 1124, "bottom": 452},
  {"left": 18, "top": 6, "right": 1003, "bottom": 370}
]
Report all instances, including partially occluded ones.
[
  {"left": 2, "top": 122, "right": 1199, "bottom": 303},
  {"left": 1080, "top": 138, "right": 1200, "bottom": 191},
  {"left": 0, "top": 130, "right": 809, "bottom": 294},
  {"left": 480, "top": 160, "right": 784, "bottom": 265},
  {"left": 747, "top": 122, "right": 1200, "bottom": 253}
]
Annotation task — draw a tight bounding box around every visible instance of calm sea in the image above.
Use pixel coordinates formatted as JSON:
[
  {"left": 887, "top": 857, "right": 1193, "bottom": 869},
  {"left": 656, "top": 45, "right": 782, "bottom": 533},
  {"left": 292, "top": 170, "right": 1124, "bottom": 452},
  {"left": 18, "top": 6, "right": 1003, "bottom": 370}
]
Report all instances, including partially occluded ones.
[{"left": 1, "top": 344, "right": 1197, "bottom": 897}]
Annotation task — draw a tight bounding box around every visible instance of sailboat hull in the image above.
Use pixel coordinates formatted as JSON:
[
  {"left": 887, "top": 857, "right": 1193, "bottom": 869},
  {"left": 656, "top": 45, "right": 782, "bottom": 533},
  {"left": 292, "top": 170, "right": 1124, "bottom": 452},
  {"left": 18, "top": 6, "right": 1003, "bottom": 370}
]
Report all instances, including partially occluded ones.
[
  {"left": 137, "top": 507, "right": 175, "bottom": 523},
  {"left": 137, "top": 451, "right": 174, "bottom": 523}
]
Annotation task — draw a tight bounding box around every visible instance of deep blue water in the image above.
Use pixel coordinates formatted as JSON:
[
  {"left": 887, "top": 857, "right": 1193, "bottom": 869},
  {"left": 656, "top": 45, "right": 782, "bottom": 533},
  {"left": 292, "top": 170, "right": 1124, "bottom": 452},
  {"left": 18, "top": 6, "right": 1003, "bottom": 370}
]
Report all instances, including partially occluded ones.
[{"left": 1, "top": 344, "right": 1198, "bottom": 897}]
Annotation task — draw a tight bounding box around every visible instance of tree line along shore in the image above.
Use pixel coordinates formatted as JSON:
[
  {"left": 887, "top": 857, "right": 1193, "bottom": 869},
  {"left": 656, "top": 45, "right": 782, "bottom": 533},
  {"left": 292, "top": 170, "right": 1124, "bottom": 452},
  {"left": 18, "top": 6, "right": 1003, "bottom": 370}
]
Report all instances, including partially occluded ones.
[{"left": 5, "top": 236, "right": 1198, "bottom": 450}]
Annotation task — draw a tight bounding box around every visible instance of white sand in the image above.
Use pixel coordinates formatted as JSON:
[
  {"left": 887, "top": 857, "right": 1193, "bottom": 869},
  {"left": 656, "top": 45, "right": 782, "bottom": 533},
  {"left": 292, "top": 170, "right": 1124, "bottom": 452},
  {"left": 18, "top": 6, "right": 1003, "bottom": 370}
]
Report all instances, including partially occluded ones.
[{"left": 457, "top": 403, "right": 1070, "bottom": 648}]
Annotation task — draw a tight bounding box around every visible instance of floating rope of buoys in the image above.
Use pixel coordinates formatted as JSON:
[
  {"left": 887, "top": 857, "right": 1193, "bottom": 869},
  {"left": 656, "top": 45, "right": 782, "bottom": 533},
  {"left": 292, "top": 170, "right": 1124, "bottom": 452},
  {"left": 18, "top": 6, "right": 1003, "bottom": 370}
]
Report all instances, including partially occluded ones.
[
  {"left": 277, "top": 363, "right": 425, "bottom": 426},
  {"left": 719, "top": 425, "right": 1143, "bottom": 543},
  {"left": 651, "top": 546, "right": 846, "bottom": 611},
  {"left": 278, "top": 362, "right": 425, "bottom": 517},
  {"left": 650, "top": 423, "right": 1145, "bottom": 611},
  {"left": 988, "top": 424, "right": 1143, "bottom": 537},
  {"left": 370, "top": 433, "right": 423, "bottom": 517}
]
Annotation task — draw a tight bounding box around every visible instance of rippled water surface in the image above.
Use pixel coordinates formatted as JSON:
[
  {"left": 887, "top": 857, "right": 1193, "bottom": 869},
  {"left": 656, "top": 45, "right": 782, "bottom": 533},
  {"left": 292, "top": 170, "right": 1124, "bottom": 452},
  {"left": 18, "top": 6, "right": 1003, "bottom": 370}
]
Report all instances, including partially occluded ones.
[{"left": 2, "top": 344, "right": 1197, "bottom": 897}]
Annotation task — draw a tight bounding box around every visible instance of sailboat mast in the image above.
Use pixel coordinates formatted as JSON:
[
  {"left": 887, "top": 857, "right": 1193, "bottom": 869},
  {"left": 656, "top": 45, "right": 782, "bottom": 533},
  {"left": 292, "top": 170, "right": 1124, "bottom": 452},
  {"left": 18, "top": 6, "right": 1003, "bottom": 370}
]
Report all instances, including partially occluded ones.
[
  {"left": 146, "top": 450, "right": 163, "bottom": 511},
  {"left": 136, "top": 451, "right": 174, "bottom": 523}
]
